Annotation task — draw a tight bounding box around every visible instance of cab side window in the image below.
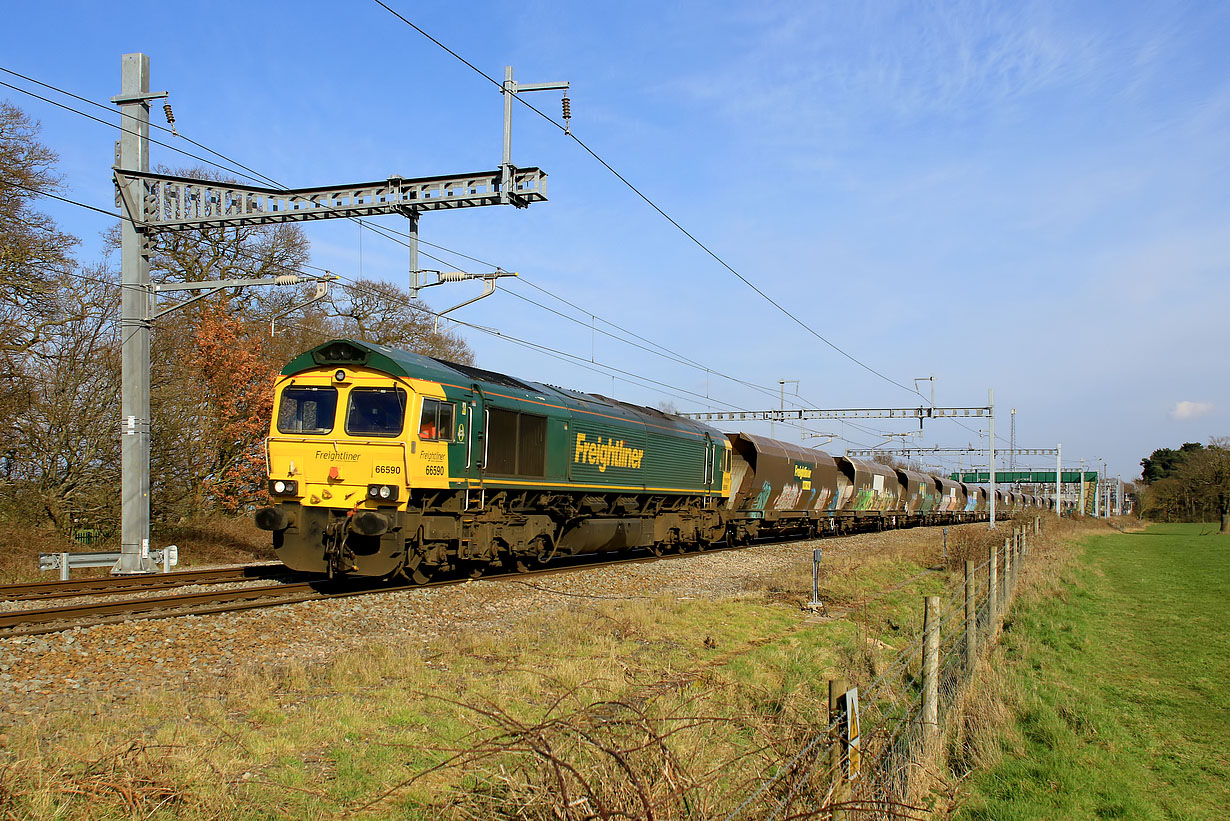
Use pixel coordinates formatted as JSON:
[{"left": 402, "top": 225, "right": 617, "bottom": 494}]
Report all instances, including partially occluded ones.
[{"left": 419, "top": 398, "right": 455, "bottom": 441}]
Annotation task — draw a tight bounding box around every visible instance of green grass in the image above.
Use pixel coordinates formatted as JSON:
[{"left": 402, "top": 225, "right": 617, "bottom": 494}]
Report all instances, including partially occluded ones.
[{"left": 956, "top": 523, "right": 1230, "bottom": 820}]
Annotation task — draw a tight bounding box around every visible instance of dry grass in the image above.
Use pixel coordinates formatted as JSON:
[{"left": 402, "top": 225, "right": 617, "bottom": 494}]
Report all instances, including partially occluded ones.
[
  {"left": 0, "top": 516, "right": 1104, "bottom": 819},
  {"left": 153, "top": 515, "right": 275, "bottom": 566},
  {"left": 0, "top": 514, "right": 274, "bottom": 584},
  {"left": 0, "top": 521, "right": 84, "bottom": 584}
]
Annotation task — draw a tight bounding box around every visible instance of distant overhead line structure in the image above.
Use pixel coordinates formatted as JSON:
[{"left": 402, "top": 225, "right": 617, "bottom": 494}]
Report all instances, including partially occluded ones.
[
  {"left": 682, "top": 406, "right": 989, "bottom": 425},
  {"left": 846, "top": 448, "right": 1058, "bottom": 458},
  {"left": 682, "top": 393, "right": 1014, "bottom": 527},
  {"left": 843, "top": 446, "right": 1066, "bottom": 519}
]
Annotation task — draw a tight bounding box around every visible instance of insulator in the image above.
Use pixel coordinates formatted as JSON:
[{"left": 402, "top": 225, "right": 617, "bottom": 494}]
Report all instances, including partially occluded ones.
[
  {"left": 437, "top": 271, "right": 469, "bottom": 282},
  {"left": 274, "top": 274, "right": 306, "bottom": 286},
  {"left": 162, "top": 102, "right": 178, "bottom": 136},
  {"left": 562, "top": 95, "right": 571, "bottom": 119}
]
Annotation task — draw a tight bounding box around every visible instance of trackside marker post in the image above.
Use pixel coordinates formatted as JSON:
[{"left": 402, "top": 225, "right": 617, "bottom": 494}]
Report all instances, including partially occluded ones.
[{"left": 807, "top": 548, "right": 826, "bottom": 614}]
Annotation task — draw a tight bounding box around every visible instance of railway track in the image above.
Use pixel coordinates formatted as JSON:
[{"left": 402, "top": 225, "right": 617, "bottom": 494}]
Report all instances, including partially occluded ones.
[
  {"left": 0, "top": 516, "right": 975, "bottom": 637},
  {"left": 0, "top": 563, "right": 297, "bottom": 602},
  {"left": 0, "top": 545, "right": 741, "bottom": 638}
]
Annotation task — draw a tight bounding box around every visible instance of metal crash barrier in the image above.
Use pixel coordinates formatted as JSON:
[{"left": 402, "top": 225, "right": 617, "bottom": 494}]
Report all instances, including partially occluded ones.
[{"left": 38, "top": 546, "right": 178, "bottom": 580}]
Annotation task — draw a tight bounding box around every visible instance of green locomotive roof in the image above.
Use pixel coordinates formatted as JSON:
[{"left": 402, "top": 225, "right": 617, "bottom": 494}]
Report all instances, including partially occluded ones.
[{"left": 282, "top": 339, "right": 721, "bottom": 438}]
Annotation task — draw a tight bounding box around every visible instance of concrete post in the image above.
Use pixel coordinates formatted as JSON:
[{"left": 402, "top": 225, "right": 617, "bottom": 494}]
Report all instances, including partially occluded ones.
[
  {"left": 1012, "top": 530, "right": 1020, "bottom": 590},
  {"left": 1003, "top": 537, "right": 1011, "bottom": 603},
  {"left": 964, "top": 560, "right": 977, "bottom": 673},
  {"left": 922, "top": 596, "right": 940, "bottom": 744},
  {"left": 989, "top": 541, "right": 999, "bottom": 624}
]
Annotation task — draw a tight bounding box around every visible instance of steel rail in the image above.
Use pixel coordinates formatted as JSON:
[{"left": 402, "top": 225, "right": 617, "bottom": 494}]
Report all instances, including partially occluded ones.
[
  {"left": 0, "top": 542, "right": 750, "bottom": 637},
  {"left": 0, "top": 563, "right": 291, "bottom": 602}
]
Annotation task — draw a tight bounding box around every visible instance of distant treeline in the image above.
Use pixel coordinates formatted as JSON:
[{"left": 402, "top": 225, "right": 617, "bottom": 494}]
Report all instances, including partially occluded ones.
[{"left": 1135, "top": 440, "right": 1230, "bottom": 531}]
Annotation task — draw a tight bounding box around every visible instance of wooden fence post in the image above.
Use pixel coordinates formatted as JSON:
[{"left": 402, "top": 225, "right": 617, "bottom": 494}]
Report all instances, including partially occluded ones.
[
  {"left": 1003, "top": 537, "right": 1012, "bottom": 604},
  {"left": 922, "top": 596, "right": 940, "bottom": 749},
  {"left": 964, "top": 560, "right": 976, "bottom": 674},
  {"left": 829, "top": 678, "right": 850, "bottom": 821}
]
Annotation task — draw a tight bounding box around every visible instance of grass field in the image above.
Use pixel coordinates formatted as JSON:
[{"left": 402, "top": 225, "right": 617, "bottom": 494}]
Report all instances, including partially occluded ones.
[
  {"left": 0, "top": 523, "right": 984, "bottom": 819},
  {"left": 954, "top": 523, "right": 1230, "bottom": 820}
]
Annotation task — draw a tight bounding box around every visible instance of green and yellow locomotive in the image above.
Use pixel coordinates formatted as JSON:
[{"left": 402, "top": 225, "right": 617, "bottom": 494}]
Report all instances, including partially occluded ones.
[{"left": 254, "top": 339, "right": 731, "bottom": 580}]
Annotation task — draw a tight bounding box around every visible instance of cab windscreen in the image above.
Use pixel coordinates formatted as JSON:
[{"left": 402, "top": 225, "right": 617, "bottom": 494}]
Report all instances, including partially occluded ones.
[{"left": 346, "top": 388, "right": 407, "bottom": 436}]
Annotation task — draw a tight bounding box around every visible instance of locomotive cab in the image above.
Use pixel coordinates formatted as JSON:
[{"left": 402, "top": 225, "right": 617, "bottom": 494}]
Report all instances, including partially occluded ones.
[{"left": 255, "top": 341, "right": 464, "bottom": 577}]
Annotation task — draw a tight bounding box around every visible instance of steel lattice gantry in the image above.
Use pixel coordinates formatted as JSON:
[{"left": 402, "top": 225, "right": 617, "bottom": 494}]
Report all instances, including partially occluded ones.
[
  {"left": 113, "top": 167, "right": 548, "bottom": 232},
  {"left": 680, "top": 406, "right": 990, "bottom": 424}
]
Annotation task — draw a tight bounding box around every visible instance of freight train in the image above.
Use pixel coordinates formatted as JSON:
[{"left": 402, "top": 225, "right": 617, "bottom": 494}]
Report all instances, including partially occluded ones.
[{"left": 254, "top": 339, "right": 1041, "bottom": 580}]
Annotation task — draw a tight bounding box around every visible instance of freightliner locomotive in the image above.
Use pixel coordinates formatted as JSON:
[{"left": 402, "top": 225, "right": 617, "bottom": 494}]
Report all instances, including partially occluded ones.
[{"left": 254, "top": 340, "right": 1039, "bottom": 580}]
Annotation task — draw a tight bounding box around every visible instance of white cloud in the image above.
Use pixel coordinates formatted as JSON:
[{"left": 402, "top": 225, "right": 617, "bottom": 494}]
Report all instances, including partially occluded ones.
[{"left": 1170, "top": 401, "right": 1213, "bottom": 420}]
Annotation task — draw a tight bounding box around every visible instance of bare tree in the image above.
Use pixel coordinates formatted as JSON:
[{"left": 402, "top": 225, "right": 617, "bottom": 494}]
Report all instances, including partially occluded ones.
[
  {"left": 329, "top": 278, "right": 474, "bottom": 364},
  {"left": 0, "top": 101, "right": 79, "bottom": 363},
  {"left": 0, "top": 267, "right": 120, "bottom": 530}
]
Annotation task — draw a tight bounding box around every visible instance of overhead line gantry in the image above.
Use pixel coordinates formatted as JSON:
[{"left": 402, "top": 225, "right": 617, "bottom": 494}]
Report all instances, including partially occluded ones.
[{"left": 682, "top": 391, "right": 1011, "bottom": 526}]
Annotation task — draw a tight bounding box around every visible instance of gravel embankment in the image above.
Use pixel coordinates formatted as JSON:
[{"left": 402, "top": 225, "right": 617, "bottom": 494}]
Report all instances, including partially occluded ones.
[{"left": 0, "top": 529, "right": 933, "bottom": 717}]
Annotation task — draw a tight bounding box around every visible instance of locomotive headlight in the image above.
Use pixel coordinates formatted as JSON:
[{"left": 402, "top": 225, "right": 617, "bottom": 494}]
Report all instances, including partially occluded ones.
[
  {"left": 366, "top": 484, "right": 398, "bottom": 502},
  {"left": 269, "top": 479, "right": 298, "bottom": 496}
]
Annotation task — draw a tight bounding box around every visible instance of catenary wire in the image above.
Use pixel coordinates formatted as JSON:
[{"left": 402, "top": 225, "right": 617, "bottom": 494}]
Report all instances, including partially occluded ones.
[
  {"left": 4, "top": 67, "right": 986, "bottom": 450},
  {"left": 0, "top": 64, "right": 926, "bottom": 436},
  {"left": 369, "top": 0, "right": 929, "bottom": 398}
]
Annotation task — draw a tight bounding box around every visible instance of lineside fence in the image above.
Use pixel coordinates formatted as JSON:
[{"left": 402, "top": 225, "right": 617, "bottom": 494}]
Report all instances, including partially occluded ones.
[{"left": 727, "top": 516, "right": 1042, "bottom": 820}]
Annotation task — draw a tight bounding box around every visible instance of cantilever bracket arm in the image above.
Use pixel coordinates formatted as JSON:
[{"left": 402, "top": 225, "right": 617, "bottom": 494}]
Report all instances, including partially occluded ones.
[
  {"left": 432, "top": 271, "right": 517, "bottom": 332},
  {"left": 151, "top": 274, "right": 335, "bottom": 320},
  {"left": 271, "top": 277, "right": 332, "bottom": 337}
]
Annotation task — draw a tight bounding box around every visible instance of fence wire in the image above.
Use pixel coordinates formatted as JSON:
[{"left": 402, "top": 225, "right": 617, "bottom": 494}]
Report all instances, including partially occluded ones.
[{"left": 727, "top": 519, "right": 1040, "bottom": 820}]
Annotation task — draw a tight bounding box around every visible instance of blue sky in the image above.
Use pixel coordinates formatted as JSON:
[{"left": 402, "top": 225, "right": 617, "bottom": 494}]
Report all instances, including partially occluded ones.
[{"left": 3, "top": 0, "right": 1227, "bottom": 483}]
